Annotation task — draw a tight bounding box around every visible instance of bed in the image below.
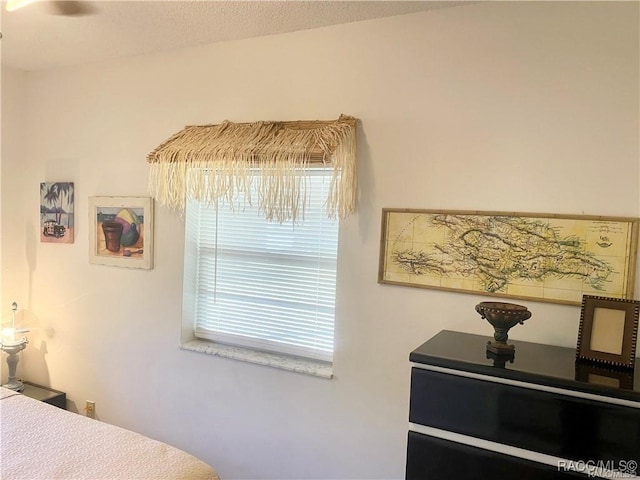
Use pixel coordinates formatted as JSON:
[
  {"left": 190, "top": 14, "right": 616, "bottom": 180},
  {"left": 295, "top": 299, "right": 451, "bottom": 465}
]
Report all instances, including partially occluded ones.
[{"left": 0, "top": 386, "right": 220, "bottom": 480}]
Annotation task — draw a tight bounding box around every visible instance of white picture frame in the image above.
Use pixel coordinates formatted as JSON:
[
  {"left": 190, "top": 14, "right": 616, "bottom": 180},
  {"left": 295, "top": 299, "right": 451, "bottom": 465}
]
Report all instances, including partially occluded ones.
[{"left": 88, "top": 196, "right": 154, "bottom": 269}]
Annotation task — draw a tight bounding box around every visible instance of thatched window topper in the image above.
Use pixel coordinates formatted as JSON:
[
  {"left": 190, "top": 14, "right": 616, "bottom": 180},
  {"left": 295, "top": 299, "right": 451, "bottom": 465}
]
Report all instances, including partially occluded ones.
[{"left": 147, "top": 114, "right": 357, "bottom": 223}]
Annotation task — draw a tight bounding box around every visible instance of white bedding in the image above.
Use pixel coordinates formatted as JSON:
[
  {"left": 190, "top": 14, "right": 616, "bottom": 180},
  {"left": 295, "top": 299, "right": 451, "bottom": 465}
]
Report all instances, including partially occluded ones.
[{"left": 0, "top": 387, "right": 220, "bottom": 480}]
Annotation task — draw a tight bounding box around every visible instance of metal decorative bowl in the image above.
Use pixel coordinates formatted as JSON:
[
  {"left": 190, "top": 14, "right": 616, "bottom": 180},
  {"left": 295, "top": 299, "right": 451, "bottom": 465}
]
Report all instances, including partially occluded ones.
[{"left": 475, "top": 301, "right": 531, "bottom": 356}]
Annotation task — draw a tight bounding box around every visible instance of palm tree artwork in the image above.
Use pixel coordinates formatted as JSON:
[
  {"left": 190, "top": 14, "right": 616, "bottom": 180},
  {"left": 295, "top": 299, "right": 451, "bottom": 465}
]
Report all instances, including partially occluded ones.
[{"left": 40, "top": 182, "right": 74, "bottom": 244}]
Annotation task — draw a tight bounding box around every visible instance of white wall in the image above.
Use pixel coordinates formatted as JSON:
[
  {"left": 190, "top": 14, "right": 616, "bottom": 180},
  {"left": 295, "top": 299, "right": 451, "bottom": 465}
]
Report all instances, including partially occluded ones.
[
  {"left": 2, "top": 3, "right": 639, "bottom": 479},
  {"left": 1, "top": 67, "right": 28, "bottom": 309}
]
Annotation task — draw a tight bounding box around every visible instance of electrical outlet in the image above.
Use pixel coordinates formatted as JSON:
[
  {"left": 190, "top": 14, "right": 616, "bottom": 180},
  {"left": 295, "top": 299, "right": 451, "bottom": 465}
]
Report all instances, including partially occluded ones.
[{"left": 85, "top": 401, "right": 95, "bottom": 419}]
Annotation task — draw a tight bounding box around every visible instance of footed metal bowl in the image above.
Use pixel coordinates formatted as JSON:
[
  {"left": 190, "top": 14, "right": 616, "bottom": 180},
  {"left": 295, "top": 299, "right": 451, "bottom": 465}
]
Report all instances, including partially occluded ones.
[{"left": 475, "top": 301, "right": 531, "bottom": 356}]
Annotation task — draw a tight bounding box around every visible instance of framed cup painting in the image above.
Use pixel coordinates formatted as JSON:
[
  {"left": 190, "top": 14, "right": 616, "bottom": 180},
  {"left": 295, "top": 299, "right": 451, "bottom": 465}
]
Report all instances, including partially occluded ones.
[{"left": 88, "top": 196, "right": 154, "bottom": 269}]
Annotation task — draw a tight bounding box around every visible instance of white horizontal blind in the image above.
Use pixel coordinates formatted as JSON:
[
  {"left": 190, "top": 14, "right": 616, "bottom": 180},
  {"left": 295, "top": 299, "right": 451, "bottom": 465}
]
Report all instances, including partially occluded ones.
[{"left": 185, "top": 169, "right": 339, "bottom": 362}]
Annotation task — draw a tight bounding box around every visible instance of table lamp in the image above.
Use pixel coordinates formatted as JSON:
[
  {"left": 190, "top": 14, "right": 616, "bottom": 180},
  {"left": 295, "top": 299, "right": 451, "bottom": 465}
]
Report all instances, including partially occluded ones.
[{"left": 1, "top": 302, "right": 29, "bottom": 391}]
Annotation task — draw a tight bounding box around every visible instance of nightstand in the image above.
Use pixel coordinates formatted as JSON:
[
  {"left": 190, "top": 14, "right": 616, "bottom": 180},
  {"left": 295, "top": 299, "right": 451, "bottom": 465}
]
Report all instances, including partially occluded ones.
[{"left": 21, "top": 381, "right": 66, "bottom": 409}]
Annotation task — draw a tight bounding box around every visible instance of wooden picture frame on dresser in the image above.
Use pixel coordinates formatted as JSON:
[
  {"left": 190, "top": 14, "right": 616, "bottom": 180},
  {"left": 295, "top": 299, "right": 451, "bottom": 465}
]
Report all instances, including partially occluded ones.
[
  {"left": 576, "top": 295, "right": 639, "bottom": 369},
  {"left": 575, "top": 362, "right": 635, "bottom": 390}
]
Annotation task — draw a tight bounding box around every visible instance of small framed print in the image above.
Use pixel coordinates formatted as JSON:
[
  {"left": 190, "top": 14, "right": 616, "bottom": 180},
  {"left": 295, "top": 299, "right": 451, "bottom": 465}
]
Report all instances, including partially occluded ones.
[
  {"left": 40, "top": 182, "right": 74, "bottom": 244},
  {"left": 89, "top": 196, "right": 153, "bottom": 269},
  {"left": 576, "top": 295, "right": 639, "bottom": 369}
]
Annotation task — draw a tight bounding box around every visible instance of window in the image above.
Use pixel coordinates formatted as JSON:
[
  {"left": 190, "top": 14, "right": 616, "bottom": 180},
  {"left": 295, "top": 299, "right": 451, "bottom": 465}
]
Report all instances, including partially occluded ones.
[{"left": 183, "top": 169, "right": 339, "bottom": 365}]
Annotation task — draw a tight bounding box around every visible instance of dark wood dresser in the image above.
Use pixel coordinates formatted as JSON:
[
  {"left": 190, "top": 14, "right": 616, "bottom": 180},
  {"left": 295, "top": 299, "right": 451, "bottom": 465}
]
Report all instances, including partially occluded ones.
[{"left": 406, "top": 330, "right": 640, "bottom": 479}]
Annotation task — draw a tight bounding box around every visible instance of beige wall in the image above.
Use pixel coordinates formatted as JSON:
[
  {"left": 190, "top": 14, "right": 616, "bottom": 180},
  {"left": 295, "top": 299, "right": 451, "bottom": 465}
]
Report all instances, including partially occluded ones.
[
  {"left": 2, "top": 3, "right": 639, "bottom": 479},
  {"left": 1, "top": 67, "right": 28, "bottom": 308}
]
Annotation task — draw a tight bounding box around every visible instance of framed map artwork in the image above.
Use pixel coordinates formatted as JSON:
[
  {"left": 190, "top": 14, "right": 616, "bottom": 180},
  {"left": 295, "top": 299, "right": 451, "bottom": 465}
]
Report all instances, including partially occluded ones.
[{"left": 378, "top": 209, "right": 639, "bottom": 305}]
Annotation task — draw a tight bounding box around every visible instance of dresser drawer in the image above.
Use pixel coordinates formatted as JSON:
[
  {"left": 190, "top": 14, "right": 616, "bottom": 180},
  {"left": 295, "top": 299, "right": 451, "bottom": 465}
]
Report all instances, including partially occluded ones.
[
  {"left": 409, "top": 367, "right": 640, "bottom": 463},
  {"left": 406, "top": 431, "right": 583, "bottom": 480}
]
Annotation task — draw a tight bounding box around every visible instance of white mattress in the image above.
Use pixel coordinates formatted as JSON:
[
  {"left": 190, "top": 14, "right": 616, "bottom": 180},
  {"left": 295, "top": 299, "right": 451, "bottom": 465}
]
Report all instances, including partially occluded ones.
[{"left": 0, "top": 387, "right": 220, "bottom": 480}]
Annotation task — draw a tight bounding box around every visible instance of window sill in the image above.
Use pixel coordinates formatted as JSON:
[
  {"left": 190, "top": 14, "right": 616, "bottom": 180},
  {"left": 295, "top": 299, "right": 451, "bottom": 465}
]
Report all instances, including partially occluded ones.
[{"left": 180, "top": 340, "right": 333, "bottom": 379}]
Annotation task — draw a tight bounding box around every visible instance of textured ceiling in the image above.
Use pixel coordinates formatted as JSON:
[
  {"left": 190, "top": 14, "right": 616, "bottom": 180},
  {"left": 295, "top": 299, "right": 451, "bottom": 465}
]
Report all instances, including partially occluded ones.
[{"left": 0, "top": 0, "right": 465, "bottom": 71}]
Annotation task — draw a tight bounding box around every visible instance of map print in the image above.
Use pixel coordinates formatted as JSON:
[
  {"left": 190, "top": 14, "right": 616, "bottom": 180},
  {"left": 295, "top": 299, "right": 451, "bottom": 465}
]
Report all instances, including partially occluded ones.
[{"left": 380, "top": 210, "right": 638, "bottom": 305}]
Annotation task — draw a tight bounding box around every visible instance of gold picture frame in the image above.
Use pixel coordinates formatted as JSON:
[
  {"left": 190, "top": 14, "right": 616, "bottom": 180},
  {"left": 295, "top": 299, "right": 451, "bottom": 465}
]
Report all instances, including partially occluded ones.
[
  {"left": 378, "top": 209, "right": 639, "bottom": 305},
  {"left": 576, "top": 295, "right": 639, "bottom": 369},
  {"left": 88, "top": 196, "right": 154, "bottom": 269}
]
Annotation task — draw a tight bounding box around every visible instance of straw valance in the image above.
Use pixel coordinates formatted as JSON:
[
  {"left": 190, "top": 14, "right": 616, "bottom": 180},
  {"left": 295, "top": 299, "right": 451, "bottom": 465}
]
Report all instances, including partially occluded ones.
[{"left": 147, "top": 114, "right": 357, "bottom": 222}]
